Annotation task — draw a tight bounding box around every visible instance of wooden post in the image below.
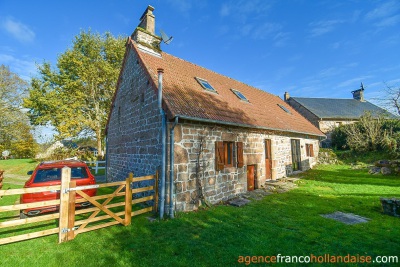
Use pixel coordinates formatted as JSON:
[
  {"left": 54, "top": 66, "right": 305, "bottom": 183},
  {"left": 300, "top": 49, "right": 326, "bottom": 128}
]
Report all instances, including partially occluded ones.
[
  {"left": 67, "top": 180, "right": 76, "bottom": 241},
  {"left": 59, "top": 167, "right": 71, "bottom": 243},
  {"left": 124, "top": 173, "right": 133, "bottom": 226},
  {"left": 154, "top": 170, "right": 159, "bottom": 213},
  {"left": 0, "top": 170, "right": 4, "bottom": 190}
]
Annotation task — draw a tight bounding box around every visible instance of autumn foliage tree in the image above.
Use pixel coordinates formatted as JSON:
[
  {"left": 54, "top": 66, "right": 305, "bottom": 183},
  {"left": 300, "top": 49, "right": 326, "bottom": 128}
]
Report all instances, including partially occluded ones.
[
  {"left": 24, "top": 30, "right": 126, "bottom": 155},
  {"left": 0, "top": 65, "right": 37, "bottom": 158}
]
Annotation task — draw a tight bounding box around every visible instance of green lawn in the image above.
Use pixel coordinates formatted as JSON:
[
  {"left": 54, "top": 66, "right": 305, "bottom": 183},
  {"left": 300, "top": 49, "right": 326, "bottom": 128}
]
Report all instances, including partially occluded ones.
[{"left": 0, "top": 161, "right": 399, "bottom": 266}]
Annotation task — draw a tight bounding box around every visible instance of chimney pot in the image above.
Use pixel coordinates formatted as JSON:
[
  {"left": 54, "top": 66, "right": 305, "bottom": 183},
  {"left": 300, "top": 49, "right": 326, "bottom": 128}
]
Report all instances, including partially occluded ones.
[
  {"left": 351, "top": 83, "right": 365, "bottom": 101},
  {"left": 139, "top": 5, "right": 156, "bottom": 35},
  {"left": 284, "top": 92, "right": 290, "bottom": 101}
]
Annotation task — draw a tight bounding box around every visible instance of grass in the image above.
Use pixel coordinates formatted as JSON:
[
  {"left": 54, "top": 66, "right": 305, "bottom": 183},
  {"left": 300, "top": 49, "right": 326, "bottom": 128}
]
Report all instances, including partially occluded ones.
[
  {"left": 0, "top": 159, "right": 38, "bottom": 176},
  {"left": 0, "top": 159, "right": 399, "bottom": 266}
]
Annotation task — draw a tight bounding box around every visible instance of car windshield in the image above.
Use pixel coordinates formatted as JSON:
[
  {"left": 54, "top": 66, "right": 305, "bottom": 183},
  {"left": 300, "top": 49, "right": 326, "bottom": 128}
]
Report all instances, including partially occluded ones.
[{"left": 33, "top": 167, "right": 89, "bottom": 182}]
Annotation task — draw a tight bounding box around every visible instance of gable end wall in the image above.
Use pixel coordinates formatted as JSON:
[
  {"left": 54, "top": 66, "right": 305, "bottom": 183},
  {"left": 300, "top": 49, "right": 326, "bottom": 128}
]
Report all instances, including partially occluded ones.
[
  {"left": 107, "top": 48, "right": 162, "bottom": 181},
  {"left": 286, "top": 98, "right": 320, "bottom": 128}
]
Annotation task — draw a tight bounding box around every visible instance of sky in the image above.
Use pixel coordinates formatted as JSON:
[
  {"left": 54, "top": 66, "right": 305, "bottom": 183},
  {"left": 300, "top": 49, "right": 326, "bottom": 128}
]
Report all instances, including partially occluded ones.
[{"left": 1, "top": 0, "right": 399, "bottom": 141}]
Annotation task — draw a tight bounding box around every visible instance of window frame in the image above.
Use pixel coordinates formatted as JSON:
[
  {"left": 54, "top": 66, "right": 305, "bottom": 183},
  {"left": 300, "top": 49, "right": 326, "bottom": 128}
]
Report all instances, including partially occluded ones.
[
  {"left": 195, "top": 77, "right": 217, "bottom": 93},
  {"left": 231, "top": 89, "right": 249, "bottom": 102},
  {"left": 305, "top": 144, "right": 314, "bottom": 157},
  {"left": 215, "top": 141, "right": 244, "bottom": 170}
]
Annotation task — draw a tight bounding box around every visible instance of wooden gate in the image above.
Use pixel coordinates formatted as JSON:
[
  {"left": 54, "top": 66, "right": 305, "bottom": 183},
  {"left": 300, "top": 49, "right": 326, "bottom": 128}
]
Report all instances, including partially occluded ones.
[{"left": 0, "top": 168, "right": 157, "bottom": 245}]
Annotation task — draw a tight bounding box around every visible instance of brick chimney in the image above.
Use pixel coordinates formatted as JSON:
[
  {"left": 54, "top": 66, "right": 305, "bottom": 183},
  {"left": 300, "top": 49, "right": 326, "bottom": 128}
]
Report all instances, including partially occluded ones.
[
  {"left": 132, "top": 5, "right": 161, "bottom": 52},
  {"left": 284, "top": 92, "right": 290, "bottom": 101},
  {"left": 351, "top": 83, "right": 365, "bottom": 101}
]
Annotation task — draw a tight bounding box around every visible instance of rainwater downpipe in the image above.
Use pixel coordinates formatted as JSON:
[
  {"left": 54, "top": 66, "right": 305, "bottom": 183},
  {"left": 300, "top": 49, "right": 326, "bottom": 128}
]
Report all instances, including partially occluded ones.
[
  {"left": 157, "top": 68, "right": 167, "bottom": 219},
  {"left": 169, "top": 116, "right": 179, "bottom": 218}
]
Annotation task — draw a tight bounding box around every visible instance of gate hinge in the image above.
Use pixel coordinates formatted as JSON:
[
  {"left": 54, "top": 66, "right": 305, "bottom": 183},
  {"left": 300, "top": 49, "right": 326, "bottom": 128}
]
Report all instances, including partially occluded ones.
[{"left": 61, "top": 227, "right": 78, "bottom": 233}]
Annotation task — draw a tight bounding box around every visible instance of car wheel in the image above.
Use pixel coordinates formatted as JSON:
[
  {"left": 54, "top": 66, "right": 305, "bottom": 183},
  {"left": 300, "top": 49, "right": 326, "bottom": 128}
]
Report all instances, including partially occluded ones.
[{"left": 20, "top": 211, "right": 28, "bottom": 219}]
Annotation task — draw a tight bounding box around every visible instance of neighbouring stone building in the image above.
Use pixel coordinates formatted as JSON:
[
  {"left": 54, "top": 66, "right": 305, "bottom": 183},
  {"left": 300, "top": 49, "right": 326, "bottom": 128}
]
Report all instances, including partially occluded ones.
[
  {"left": 284, "top": 85, "right": 396, "bottom": 146},
  {"left": 106, "top": 6, "right": 325, "bottom": 213}
]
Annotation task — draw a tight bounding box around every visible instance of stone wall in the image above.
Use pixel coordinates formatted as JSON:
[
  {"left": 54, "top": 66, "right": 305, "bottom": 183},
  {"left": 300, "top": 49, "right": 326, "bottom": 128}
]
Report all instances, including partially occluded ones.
[
  {"left": 107, "top": 48, "right": 162, "bottom": 182},
  {"left": 167, "top": 121, "right": 320, "bottom": 211},
  {"left": 286, "top": 98, "right": 320, "bottom": 128},
  {"left": 319, "top": 120, "right": 356, "bottom": 140}
]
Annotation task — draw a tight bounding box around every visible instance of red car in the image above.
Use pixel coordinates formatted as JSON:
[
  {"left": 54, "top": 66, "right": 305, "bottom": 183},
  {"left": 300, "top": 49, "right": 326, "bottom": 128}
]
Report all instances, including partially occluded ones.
[{"left": 20, "top": 160, "right": 97, "bottom": 218}]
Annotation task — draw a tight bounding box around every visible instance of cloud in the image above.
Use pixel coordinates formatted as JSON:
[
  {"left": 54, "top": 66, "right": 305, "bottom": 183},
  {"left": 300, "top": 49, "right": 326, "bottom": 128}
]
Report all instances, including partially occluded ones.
[
  {"left": 273, "top": 32, "right": 290, "bottom": 47},
  {"left": 309, "top": 20, "right": 343, "bottom": 37},
  {"left": 365, "top": 1, "right": 399, "bottom": 20},
  {"left": 0, "top": 53, "right": 37, "bottom": 80},
  {"left": 219, "top": 0, "right": 272, "bottom": 20},
  {"left": 220, "top": 4, "right": 230, "bottom": 17},
  {"left": 252, "top": 22, "right": 282, "bottom": 40},
  {"left": 337, "top": 76, "right": 373, "bottom": 88},
  {"left": 375, "top": 14, "right": 400, "bottom": 27},
  {"left": 365, "top": 1, "right": 400, "bottom": 28},
  {"left": 1, "top": 17, "right": 35, "bottom": 43}
]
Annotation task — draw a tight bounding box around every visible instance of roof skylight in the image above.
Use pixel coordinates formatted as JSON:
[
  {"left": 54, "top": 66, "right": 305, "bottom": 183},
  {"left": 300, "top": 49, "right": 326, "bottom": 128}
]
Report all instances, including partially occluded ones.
[
  {"left": 195, "top": 77, "right": 217, "bottom": 92},
  {"left": 278, "top": 104, "right": 291, "bottom": 114},
  {"left": 231, "top": 89, "right": 249, "bottom": 102}
]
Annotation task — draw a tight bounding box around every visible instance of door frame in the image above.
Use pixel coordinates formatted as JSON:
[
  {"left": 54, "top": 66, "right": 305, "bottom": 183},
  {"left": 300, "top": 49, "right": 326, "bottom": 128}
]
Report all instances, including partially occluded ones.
[
  {"left": 290, "top": 139, "right": 301, "bottom": 171},
  {"left": 265, "top": 139, "right": 272, "bottom": 180},
  {"left": 247, "top": 164, "right": 256, "bottom": 191}
]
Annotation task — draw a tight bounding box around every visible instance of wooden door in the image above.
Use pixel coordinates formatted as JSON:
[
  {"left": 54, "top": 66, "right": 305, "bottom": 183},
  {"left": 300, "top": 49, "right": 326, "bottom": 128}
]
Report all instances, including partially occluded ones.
[
  {"left": 291, "top": 139, "right": 301, "bottom": 171},
  {"left": 265, "top": 139, "right": 272, "bottom": 179},
  {"left": 247, "top": 165, "right": 255, "bottom": 191}
]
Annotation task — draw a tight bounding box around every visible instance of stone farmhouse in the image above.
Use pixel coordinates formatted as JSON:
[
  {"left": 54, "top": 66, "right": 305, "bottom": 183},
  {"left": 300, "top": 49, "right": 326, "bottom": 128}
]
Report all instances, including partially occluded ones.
[
  {"left": 284, "top": 84, "right": 396, "bottom": 146},
  {"left": 106, "top": 6, "right": 325, "bottom": 214}
]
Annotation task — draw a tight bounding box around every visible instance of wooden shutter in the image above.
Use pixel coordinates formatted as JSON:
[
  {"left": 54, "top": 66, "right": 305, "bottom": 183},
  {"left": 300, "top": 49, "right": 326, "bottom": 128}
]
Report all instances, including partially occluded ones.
[
  {"left": 215, "top": 141, "right": 225, "bottom": 171},
  {"left": 310, "top": 144, "right": 314, "bottom": 157},
  {"left": 237, "top": 142, "right": 244, "bottom": 168}
]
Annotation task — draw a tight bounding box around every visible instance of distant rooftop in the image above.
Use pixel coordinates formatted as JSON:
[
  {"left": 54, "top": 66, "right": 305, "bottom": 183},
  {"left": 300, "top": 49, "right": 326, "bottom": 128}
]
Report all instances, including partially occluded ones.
[{"left": 290, "top": 97, "right": 396, "bottom": 119}]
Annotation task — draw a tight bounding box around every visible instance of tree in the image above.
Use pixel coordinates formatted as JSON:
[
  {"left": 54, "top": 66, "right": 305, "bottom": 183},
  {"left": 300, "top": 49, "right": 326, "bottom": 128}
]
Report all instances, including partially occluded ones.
[
  {"left": 24, "top": 30, "right": 126, "bottom": 155},
  {"left": 0, "top": 65, "right": 37, "bottom": 158},
  {"left": 381, "top": 83, "right": 400, "bottom": 115},
  {"left": 344, "top": 112, "right": 384, "bottom": 152}
]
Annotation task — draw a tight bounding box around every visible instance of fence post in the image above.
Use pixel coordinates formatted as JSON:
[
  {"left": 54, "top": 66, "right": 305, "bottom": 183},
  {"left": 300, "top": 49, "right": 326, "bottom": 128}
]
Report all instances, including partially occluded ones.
[
  {"left": 124, "top": 172, "right": 133, "bottom": 226},
  {"left": 59, "top": 167, "right": 71, "bottom": 243},
  {"left": 0, "top": 170, "right": 4, "bottom": 190},
  {"left": 154, "top": 170, "right": 159, "bottom": 213},
  {"left": 95, "top": 161, "right": 99, "bottom": 174},
  {"left": 67, "top": 180, "right": 76, "bottom": 241}
]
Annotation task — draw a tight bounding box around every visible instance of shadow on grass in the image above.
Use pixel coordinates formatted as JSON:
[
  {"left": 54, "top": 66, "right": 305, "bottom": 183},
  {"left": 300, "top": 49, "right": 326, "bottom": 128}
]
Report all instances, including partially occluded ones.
[{"left": 50, "top": 189, "right": 400, "bottom": 267}]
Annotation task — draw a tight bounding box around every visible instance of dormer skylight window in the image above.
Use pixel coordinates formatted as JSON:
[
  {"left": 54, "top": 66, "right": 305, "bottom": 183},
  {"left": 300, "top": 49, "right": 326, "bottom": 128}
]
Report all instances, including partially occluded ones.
[
  {"left": 231, "top": 89, "right": 249, "bottom": 102},
  {"left": 278, "top": 104, "right": 291, "bottom": 114},
  {"left": 195, "top": 77, "right": 217, "bottom": 93}
]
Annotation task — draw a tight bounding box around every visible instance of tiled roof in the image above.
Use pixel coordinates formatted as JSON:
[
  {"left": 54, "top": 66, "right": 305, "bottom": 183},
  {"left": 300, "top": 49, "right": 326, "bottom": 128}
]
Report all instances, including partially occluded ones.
[
  {"left": 290, "top": 97, "right": 396, "bottom": 119},
  {"left": 133, "top": 41, "right": 324, "bottom": 137}
]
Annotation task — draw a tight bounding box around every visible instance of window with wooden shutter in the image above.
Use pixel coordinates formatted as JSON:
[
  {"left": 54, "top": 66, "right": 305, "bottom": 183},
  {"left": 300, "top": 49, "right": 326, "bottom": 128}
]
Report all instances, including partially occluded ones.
[
  {"left": 237, "top": 142, "right": 244, "bottom": 168},
  {"left": 306, "top": 144, "right": 314, "bottom": 157},
  {"left": 309, "top": 144, "right": 314, "bottom": 157},
  {"left": 215, "top": 141, "right": 225, "bottom": 171},
  {"left": 224, "top": 141, "right": 234, "bottom": 167}
]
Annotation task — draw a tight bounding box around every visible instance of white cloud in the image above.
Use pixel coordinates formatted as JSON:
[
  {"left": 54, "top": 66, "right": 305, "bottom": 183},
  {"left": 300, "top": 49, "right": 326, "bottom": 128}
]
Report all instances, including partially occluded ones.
[
  {"left": 309, "top": 20, "right": 344, "bottom": 37},
  {"left": 337, "top": 76, "right": 373, "bottom": 88},
  {"left": 365, "top": 1, "right": 399, "bottom": 20},
  {"left": 273, "top": 32, "right": 290, "bottom": 47},
  {"left": 365, "top": 1, "right": 400, "bottom": 28},
  {"left": 220, "top": 4, "right": 230, "bottom": 17},
  {"left": 375, "top": 14, "right": 400, "bottom": 27},
  {"left": 1, "top": 17, "right": 35, "bottom": 43},
  {"left": 0, "top": 53, "right": 37, "bottom": 80}
]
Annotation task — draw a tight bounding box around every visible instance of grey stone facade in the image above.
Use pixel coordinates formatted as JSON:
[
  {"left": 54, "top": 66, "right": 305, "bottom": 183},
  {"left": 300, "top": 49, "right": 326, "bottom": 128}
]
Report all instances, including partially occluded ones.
[
  {"left": 106, "top": 48, "right": 162, "bottom": 181},
  {"left": 166, "top": 121, "right": 319, "bottom": 212}
]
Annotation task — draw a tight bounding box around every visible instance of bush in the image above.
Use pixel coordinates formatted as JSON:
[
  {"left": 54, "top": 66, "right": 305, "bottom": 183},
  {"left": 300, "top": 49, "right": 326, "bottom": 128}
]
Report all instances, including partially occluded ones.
[{"left": 331, "top": 125, "right": 348, "bottom": 150}]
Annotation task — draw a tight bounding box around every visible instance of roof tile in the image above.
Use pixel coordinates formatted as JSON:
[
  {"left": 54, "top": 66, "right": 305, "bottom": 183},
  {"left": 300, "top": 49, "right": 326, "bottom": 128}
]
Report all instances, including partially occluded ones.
[{"left": 134, "top": 42, "right": 324, "bottom": 137}]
